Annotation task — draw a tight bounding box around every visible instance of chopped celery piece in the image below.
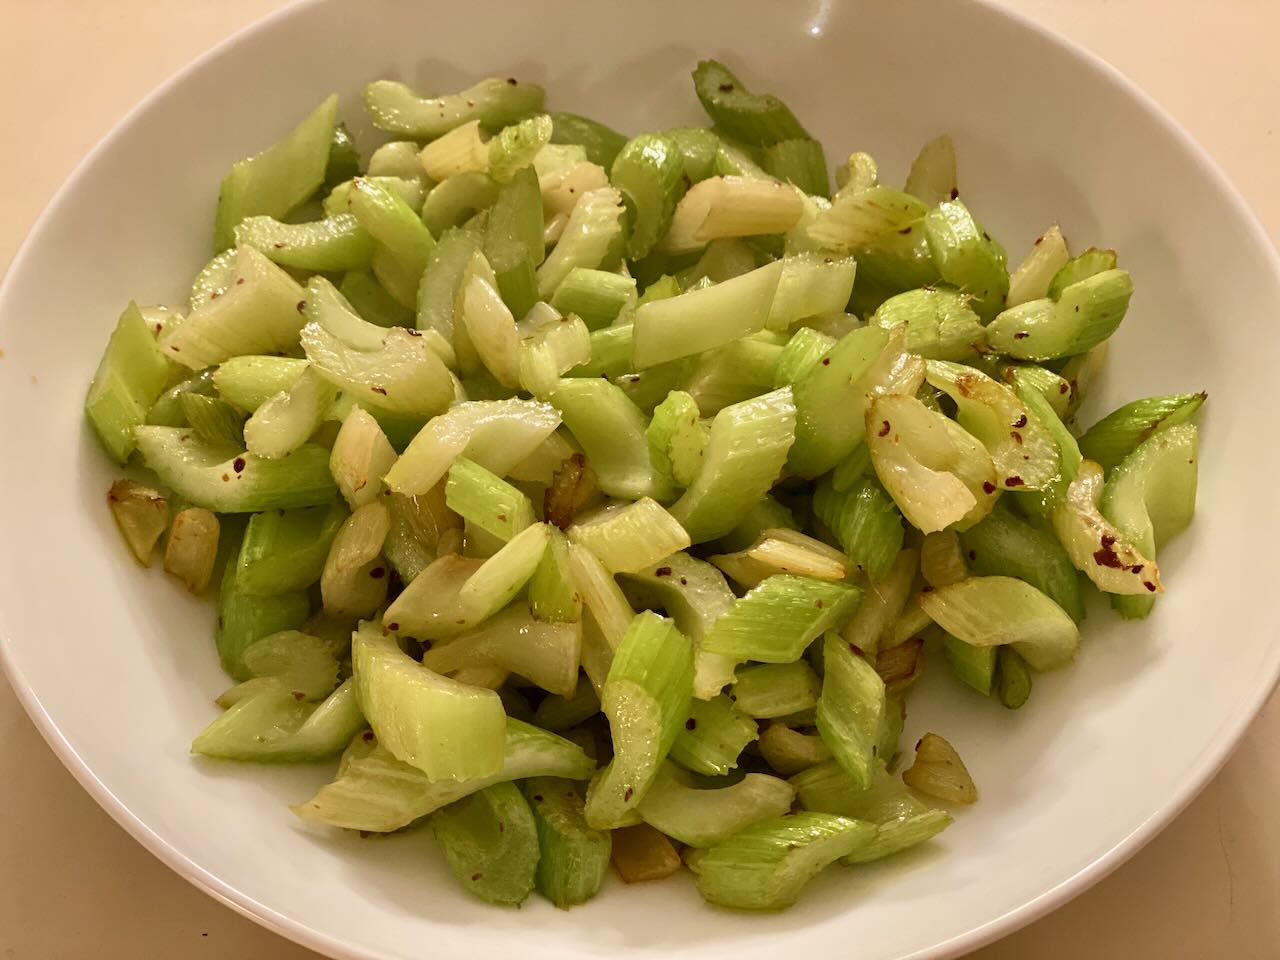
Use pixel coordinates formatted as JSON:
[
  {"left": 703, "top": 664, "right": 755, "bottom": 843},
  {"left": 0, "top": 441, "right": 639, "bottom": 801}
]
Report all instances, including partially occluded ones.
[
  {"left": 236, "top": 500, "right": 345, "bottom": 595},
  {"left": 352, "top": 621, "right": 506, "bottom": 781},
  {"left": 550, "top": 268, "right": 636, "bottom": 330},
  {"left": 986, "top": 269, "right": 1133, "bottom": 361},
  {"left": 807, "top": 185, "right": 926, "bottom": 253},
  {"left": 711, "top": 529, "right": 848, "bottom": 588},
  {"left": 384, "top": 487, "right": 462, "bottom": 584},
  {"left": 528, "top": 527, "right": 582, "bottom": 624},
  {"left": 422, "top": 172, "right": 500, "bottom": 237},
  {"left": 319, "top": 501, "right": 391, "bottom": 619},
  {"left": 1078, "top": 392, "right": 1206, "bottom": 471},
  {"left": 445, "top": 457, "right": 535, "bottom": 542},
  {"left": 918, "top": 575, "right": 1080, "bottom": 670},
  {"left": 691, "top": 60, "right": 810, "bottom": 145},
  {"left": 1007, "top": 224, "right": 1069, "bottom": 307},
  {"left": 668, "top": 694, "right": 758, "bottom": 775},
  {"left": 485, "top": 166, "right": 545, "bottom": 314},
  {"left": 240, "top": 630, "right": 339, "bottom": 702},
  {"left": 792, "top": 760, "right": 919, "bottom": 821},
  {"left": 1048, "top": 247, "right": 1118, "bottom": 299},
  {"left": 107, "top": 480, "right": 170, "bottom": 565},
  {"left": 330, "top": 406, "right": 398, "bottom": 510},
  {"left": 665, "top": 127, "right": 721, "bottom": 183},
  {"left": 519, "top": 312, "right": 591, "bottom": 399},
  {"left": 870, "top": 288, "right": 985, "bottom": 361},
  {"left": 432, "top": 781, "right": 539, "bottom": 906},
  {"left": 683, "top": 334, "right": 786, "bottom": 416},
  {"left": 758, "top": 722, "right": 832, "bottom": 776},
  {"left": 216, "top": 553, "right": 311, "bottom": 680},
  {"left": 325, "top": 175, "right": 426, "bottom": 218},
  {"left": 192, "top": 679, "right": 364, "bottom": 762},
  {"left": 531, "top": 678, "right": 599, "bottom": 731},
  {"left": 383, "top": 553, "right": 483, "bottom": 639},
  {"left": 944, "top": 636, "right": 997, "bottom": 696},
  {"left": 766, "top": 254, "right": 857, "bottom": 332},
  {"left": 135, "top": 427, "right": 336, "bottom": 512},
  {"left": 457, "top": 522, "right": 551, "bottom": 622},
  {"left": 190, "top": 249, "right": 239, "bottom": 311},
  {"left": 695, "top": 812, "right": 875, "bottom": 911},
  {"left": 920, "top": 530, "right": 967, "bottom": 588},
  {"left": 365, "top": 140, "right": 422, "bottom": 180},
  {"left": 488, "top": 114, "right": 553, "bottom": 184},
  {"left": 646, "top": 390, "right": 708, "bottom": 489},
  {"left": 702, "top": 575, "right": 860, "bottom": 663},
  {"left": 904, "top": 134, "right": 957, "bottom": 206},
  {"left": 815, "top": 635, "right": 886, "bottom": 789},
  {"left": 177, "top": 393, "right": 245, "bottom": 446},
  {"left": 611, "top": 133, "right": 686, "bottom": 260},
  {"left": 811, "top": 476, "right": 906, "bottom": 582},
  {"left": 661, "top": 177, "right": 804, "bottom": 256},
  {"left": 902, "top": 733, "right": 978, "bottom": 804},
  {"left": 669, "top": 387, "right": 796, "bottom": 543},
  {"left": 324, "top": 122, "right": 360, "bottom": 188},
  {"left": 423, "top": 605, "right": 580, "bottom": 698},
  {"left": 922, "top": 199, "right": 1008, "bottom": 321},
  {"left": 585, "top": 612, "right": 694, "bottom": 828},
  {"left": 536, "top": 186, "right": 626, "bottom": 299},
  {"left": 214, "top": 95, "right": 336, "bottom": 250},
  {"left": 243, "top": 366, "right": 337, "bottom": 460},
  {"left": 293, "top": 718, "right": 594, "bottom": 832},
  {"left": 213, "top": 355, "right": 307, "bottom": 411},
  {"left": 234, "top": 213, "right": 374, "bottom": 272},
  {"left": 364, "top": 77, "right": 544, "bottom": 139},
  {"left": 762, "top": 138, "right": 829, "bottom": 197},
  {"left": 1051, "top": 460, "right": 1162, "bottom": 595},
  {"left": 549, "top": 111, "right": 628, "bottom": 169},
  {"left": 349, "top": 177, "right": 437, "bottom": 306},
  {"left": 523, "top": 778, "right": 612, "bottom": 908},
  {"left": 639, "top": 762, "right": 794, "bottom": 847},
  {"left": 568, "top": 499, "right": 690, "bottom": 574},
  {"left": 84, "top": 302, "right": 170, "bottom": 463},
  {"left": 996, "top": 646, "right": 1033, "bottom": 708},
  {"left": 774, "top": 327, "right": 835, "bottom": 388},
  {"left": 732, "top": 661, "right": 821, "bottom": 719}
]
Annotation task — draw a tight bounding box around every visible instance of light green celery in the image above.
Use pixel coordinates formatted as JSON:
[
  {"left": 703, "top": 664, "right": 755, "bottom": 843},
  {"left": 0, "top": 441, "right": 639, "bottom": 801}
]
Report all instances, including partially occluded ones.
[
  {"left": 1007, "top": 224, "right": 1069, "bottom": 307},
  {"left": 385, "top": 398, "right": 561, "bottom": 496},
  {"left": 192, "top": 679, "right": 364, "bottom": 762},
  {"left": 243, "top": 366, "right": 338, "bottom": 460},
  {"left": 773, "top": 327, "right": 835, "bottom": 388},
  {"left": 484, "top": 166, "right": 545, "bottom": 316},
  {"left": 234, "top": 213, "right": 375, "bottom": 272},
  {"left": 531, "top": 678, "right": 599, "bottom": 731},
  {"left": 349, "top": 177, "right": 436, "bottom": 306},
  {"left": 160, "top": 246, "right": 306, "bottom": 370},
  {"left": 293, "top": 718, "right": 594, "bottom": 832},
  {"left": 792, "top": 760, "right": 918, "bottom": 821},
  {"left": 637, "top": 274, "right": 682, "bottom": 306},
  {"left": 679, "top": 238, "right": 758, "bottom": 287},
  {"left": 518, "top": 313, "right": 591, "bottom": 399},
  {"left": 610, "top": 133, "right": 687, "bottom": 260},
  {"left": 324, "top": 176, "right": 426, "bottom": 218},
  {"left": 732, "top": 661, "right": 822, "bottom": 719},
  {"left": 1048, "top": 247, "right": 1118, "bottom": 299},
  {"left": 487, "top": 114, "right": 552, "bottom": 184},
  {"left": 361, "top": 140, "right": 419, "bottom": 181},
  {"left": 383, "top": 554, "right": 482, "bottom": 639},
  {"left": 985, "top": 269, "right": 1133, "bottom": 361},
  {"left": 238, "top": 630, "right": 339, "bottom": 702},
  {"left": 214, "top": 95, "right": 336, "bottom": 250},
  {"left": 711, "top": 530, "right": 850, "bottom": 589},
  {"left": 667, "top": 695, "right": 759, "bottom": 775},
  {"left": 570, "top": 323, "right": 633, "bottom": 379},
  {"left": 549, "top": 268, "right": 637, "bottom": 330},
  {"left": 364, "top": 77, "right": 544, "bottom": 139},
  {"left": 815, "top": 635, "right": 886, "bottom": 788},
  {"left": 765, "top": 254, "right": 856, "bottom": 332},
  {"left": 445, "top": 457, "right": 535, "bottom": 542},
  {"left": 682, "top": 335, "right": 786, "bottom": 416},
  {"left": 944, "top": 635, "right": 998, "bottom": 695},
  {"left": 423, "top": 603, "right": 580, "bottom": 699},
  {"left": 669, "top": 388, "right": 796, "bottom": 543},
  {"left": 702, "top": 574, "right": 860, "bottom": 663},
  {"left": 903, "top": 134, "right": 957, "bottom": 206},
  {"left": 548, "top": 112, "right": 628, "bottom": 169},
  {"left": 807, "top": 185, "right": 926, "bottom": 253},
  {"left": 416, "top": 226, "right": 483, "bottom": 348},
  {"left": 566, "top": 544, "right": 634, "bottom": 691},
  {"left": 84, "top": 302, "right": 171, "bottom": 462},
  {"left": 212, "top": 356, "right": 307, "bottom": 411},
  {"left": 567, "top": 499, "right": 690, "bottom": 574},
  {"left": 177, "top": 393, "right": 245, "bottom": 446},
  {"left": 1078, "top": 392, "right": 1206, "bottom": 471},
  {"left": 993, "top": 362, "right": 1073, "bottom": 419},
  {"left": 533, "top": 143, "right": 588, "bottom": 177},
  {"left": 918, "top": 576, "right": 1080, "bottom": 670},
  {"left": 691, "top": 60, "right": 810, "bottom": 145},
  {"left": 236, "top": 500, "right": 346, "bottom": 595},
  {"left": 528, "top": 528, "right": 582, "bottom": 624},
  {"left": 523, "top": 778, "right": 612, "bottom": 908},
  {"left": 870, "top": 287, "right": 985, "bottom": 361},
  {"left": 639, "top": 762, "right": 794, "bottom": 848},
  {"left": 422, "top": 172, "right": 500, "bottom": 237},
  {"left": 786, "top": 325, "right": 890, "bottom": 478},
  {"left": 189, "top": 249, "right": 238, "bottom": 310},
  {"left": 536, "top": 186, "right": 626, "bottom": 299},
  {"left": 323, "top": 122, "right": 360, "bottom": 188},
  {"left": 831, "top": 442, "right": 872, "bottom": 493},
  {"left": 995, "top": 646, "right": 1034, "bottom": 708},
  {"left": 352, "top": 621, "right": 505, "bottom": 781},
  {"left": 811, "top": 476, "right": 905, "bottom": 582},
  {"left": 431, "top": 781, "right": 539, "bottom": 906},
  {"left": 216, "top": 553, "right": 311, "bottom": 680},
  {"left": 319, "top": 501, "right": 391, "bottom": 619},
  {"left": 646, "top": 390, "right": 708, "bottom": 489},
  {"left": 631, "top": 260, "right": 784, "bottom": 368},
  {"left": 665, "top": 127, "right": 721, "bottom": 183},
  {"left": 695, "top": 812, "right": 875, "bottom": 910},
  {"left": 1010, "top": 378, "right": 1082, "bottom": 515},
  {"left": 549, "top": 378, "right": 674, "bottom": 501},
  {"left": 758, "top": 723, "right": 832, "bottom": 776},
  {"left": 762, "top": 138, "right": 829, "bottom": 197},
  {"left": 922, "top": 200, "right": 1008, "bottom": 320},
  {"left": 457, "top": 522, "right": 551, "bottom": 622},
  {"left": 585, "top": 612, "right": 694, "bottom": 828}
]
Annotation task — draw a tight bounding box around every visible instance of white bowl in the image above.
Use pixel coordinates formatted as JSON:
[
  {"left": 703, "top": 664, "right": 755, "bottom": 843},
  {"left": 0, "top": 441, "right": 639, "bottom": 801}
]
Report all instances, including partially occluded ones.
[{"left": 2, "top": 1, "right": 1278, "bottom": 957}]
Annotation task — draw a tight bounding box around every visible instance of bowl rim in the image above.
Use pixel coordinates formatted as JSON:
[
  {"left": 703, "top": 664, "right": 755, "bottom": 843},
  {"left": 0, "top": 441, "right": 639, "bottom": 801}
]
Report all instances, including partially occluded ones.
[{"left": 3, "top": 1, "right": 1279, "bottom": 957}]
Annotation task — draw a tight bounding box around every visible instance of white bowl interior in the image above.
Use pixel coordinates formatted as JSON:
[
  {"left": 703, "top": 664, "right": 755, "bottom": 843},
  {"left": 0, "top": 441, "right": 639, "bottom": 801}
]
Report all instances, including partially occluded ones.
[{"left": 2, "top": 1, "right": 1278, "bottom": 958}]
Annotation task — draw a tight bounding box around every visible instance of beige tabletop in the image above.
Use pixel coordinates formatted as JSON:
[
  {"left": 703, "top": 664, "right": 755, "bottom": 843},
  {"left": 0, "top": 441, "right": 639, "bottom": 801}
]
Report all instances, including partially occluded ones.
[{"left": 2, "top": 2, "right": 1278, "bottom": 957}]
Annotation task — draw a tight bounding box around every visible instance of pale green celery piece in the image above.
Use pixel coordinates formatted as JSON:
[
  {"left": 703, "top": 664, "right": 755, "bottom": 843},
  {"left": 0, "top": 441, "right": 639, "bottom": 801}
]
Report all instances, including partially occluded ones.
[
  {"left": 614, "top": 358, "right": 694, "bottom": 415},
  {"left": 839, "top": 546, "right": 915, "bottom": 659},
  {"left": 617, "top": 552, "right": 739, "bottom": 700},
  {"left": 234, "top": 213, "right": 375, "bottom": 272},
  {"left": 762, "top": 138, "right": 829, "bottom": 197},
  {"left": 329, "top": 406, "right": 398, "bottom": 509},
  {"left": 383, "top": 554, "right": 482, "bottom": 639},
  {"left": 1048, "top": 247, "right": 1117, "bottom": 299},
  {"left": 639, "top": 762, "right": 794, "bottom": 848},
  {"left": 732, "top": 661, "right": 822, "bottom": 719},
  {"left": 324, "top": 176, "right": 426, "bottom": 218},
  {"left": 994, "top": 362, "right": 1073, "bottom": 419},
  {"left": 550, "top": 268, "right": 637, "bottom": 330},
  {"left": 432, "top": 781, "right": 539, "bottom": 906},
  {"left": 958, "top": 502, "right": 1085, "bottom": 622},
  {"left": 815, "top": 636, "right": 885, "bottom": 788},
  {"left": 189, "top": 249, "right": 239, "bottom": 311},
  {"left": 637, "top": 274, "right": 682, "bottom": 305},
  {"left": 362, "top": 140, "right": 420, "bottom": 181},
  {"left": 903, "top": 134, "right": 957, "bottom": 206},
  {"left": 702, "top": 575, "right": 860, "bottom": 663},
  {"left": 667, "top": 695, "right": 759, "bottom": 775},
  {"left": 192, "top": 679, "right": 364, "bottom": 762},
  {"left": 830, "top": 442, "right": 872, "bottom": 493},
  {"left": 417, "top": 226, "right": 483, "bottom": 356},
  {"left": 422, "top": 172, "right": 501, "bottom": 237},
  {"left": 456, "top": 523, "right": 551, "bottom": 622},
  {"left": 323, "top": 122, "right": 362, "bottom": 187},
  {"left": 791, "top": 760, "right": 918, "bottom": 821},
  {"left": 243, "top": 366, "right": 338, "bottom": 460},
  {"left": 1010, "top": 378, "right": 1083, "bottom": 516},
  {"left": 549, "top": 378, "right": 674, "bottom": 501},
  {"left": 236, "top": 500, "right": 346, "bottom": 595},
  {"left": 1006, "top": 224, "right": 1069, "bottom": 307},
  {"left": 528, "top": 528, "right": 582, "bottom": 624},
  {"left": 878, "top": 695, "right": 904, "bottom": 763},
  {"left": 349, "top": 177, "right": 436, "bottom": 299},
  {"left": 944, "top": 635, "right": 998, "bottom": 696},
  {"left": 646, "top": 390, "right": 708, "bottom": 490},
  {"left": 711, "top": 530, "right": 849, "bottom": 589},
  {"left": 919, "top": 575, "right": 1080, "bottom": 670},
  {"left": 994, "top": 646, "right": 1033, "bottom": 708},
  {"left": 680, "top": 238, "right": 760, "bottom": 284},
  {"left": 834, "top": 151, "right": 878, "bottom": 194},
  {"left": 384, "top": 398, "right": 561, "bottom": 496},
  {"left": 870, "top": 287, "right": 985, "bottom": 361},
  {"left": 765, "top": 254, "right": 857, "bottom": 332},
  {"left": 567, "top": 548, "right": 632, "bottom": 694},
  {"left": 1100, "top": 423, "right": 1198, "bottom": 619},
  {"left": 850, "top": 229, "right": 941, "bottom": 313},
  {"left": 214, "top": 94, "right": 336, "bottom": 250},
  {"left": 84, "top": 302, "right": 172, "bottom": 462},
  {"left": 807, "top": 185, "right": 926, "bottom": 253},
  {"left": 571, "top": 323, "right": 634, "bottom": 379},
  {"left": 923, "top": 359, "right": 1060, "bottom": 491},
  {"left": 611, "top": 133, "right": 687, "bottom": 260},
  {"left": 811, "top": 476, "right": 905, "bottom": 582},
  {"left": 567, "top": 499, "right": 691, "bottom": 574},
  {"left": 160, "top": 246, "right": 307, "bottom": 370},
  {"left": 532, "top": 678, "right": 599, "bottom": 731},
  {"left": 695, "top": 812, "right": 875, "bottom": 910},
  {"left": 216, "top": 553, "right": 311, "bottom": 680},
  {"left": 178, "top": 393, "right": 245, "bottom": 446},
  {"left": 1051, "top": 460, "right": 1161, "bottom": 595},
  {"left": 135, "top": 427, "right": 336, "bottom": 512},
  {"left": 536, "top": 186, "right": 626, "bottom": 299},
  {"left": 691, "top": 60, "right": 810, "bottom": 145},
  {"left": 773, "top": 327, "right": 836, "bottom": 388},
  {"left": 669, "top": 387, "right": 796, "bottom": 543},
  {"left": 352, "top": 621, "right": 506, "bottom": 781},
  {"left": 758, "top": 723, "right": 832, "bottom": 776},
  {"left": 585, "top": 612, "right": 694, "bottom": 828},
  {"left": 786, "top": 325, "right": 889, "bottom": 478},
  {"left": 149, "top": 368, "right": 218, "bottom": 427},
  {"left": 683, "top": 334, "right": 788, "bottom": 417},
  {"left": 364, "top": 77, "right": 544, "bottom": 139},
  {"left": 484, "top": 166, "right": 545, "bottom": 315},
  {"left": 214, "top": 356, "right": 308, "bottom": 412},
  {"left": 533, "top": 142, "right": 588, "bottom": 177},
  {"left": 319, "top": 501, "right": 392, "bottom": 620},
  {"left": 444, "top": 457, "right": 535, "bottom": 542},
  {"left": 631, "top": 260, "right": 784, "bottom": 368},
  {"left": 548, "top": 112, "right": 628, "bottom": 169},
  {"left": 711, "top": 136, "right": 773, "bottom": 180},
  {"left": 985, "top": 269, "right": 1133, "bottom": 361},
  {"left": 848, "top": 807, "right": 949, "bottom": 865},
  {"left": 1057, "top": 343, "right": 1110, "bottom": 422},
  {"left": 293, "top": 718, "right": 594, "bottom": 832},
  {"left": 518, "top": 313, "right": 591, "bottom": 399},
  {"left": 665, "top": 127, "right": 720, "bottom": 183},
  {"left": 922, "top": 200, "right": 1008, "bottom": 321},
  {"left": 486, "top": 114, "right": 552, "bottom": 184},
  {"left": 523, "top": 778, "right": 612, "bottom": 908},
  {"left": 239, "top": 630, "right": 340, "bottom": 702},
  {"left": 1078, "top": 392, "right": 1206, "bottom": 471},
  {"left": 424, "top": 605, "right": 580, "bottom": 698}
]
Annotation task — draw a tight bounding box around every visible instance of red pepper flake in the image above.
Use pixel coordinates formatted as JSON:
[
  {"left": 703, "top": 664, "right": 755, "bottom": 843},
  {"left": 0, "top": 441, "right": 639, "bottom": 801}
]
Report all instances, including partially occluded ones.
[
  {"left": 718, "top": 82, "right": 735, "bottom": 92},
  {"left": 362, "top": 730, "right": 375, "bottom": 742},
  {"left": 623, "top": 787, "right": 634, "bottom": 801},
  {"left": 920, "top": 584, "right": 934, "bottom": 593},
  {"left": 878, "top": 420, "right": 891, "bottom": 438},
  {"left": 1005, "top": 475, "right": 1025, "bottom": 487},
  {"left": 497, "top": 513, "right": 507, "bottom": 522},
  {"left": 235, "top": 277, "right": 245, "bottom": 285},
  {"left": 372, "top": 386, "right": 387, "bottom": 395},
  {"left": 982, "top": 481, "right": 996, "bottom": 494},
  {"left": 1129, "top": 564, "right": 1143, "bottom": 575},
  {"left": 532, "top": 794, "right": 544, "bottom": 802},
  {"left": 1101, "top": 533, "right": 1116, "bottom": 548},
  {"left": 296, "top": 300, "right": 306, "bottom": 312},
  {"left": 821, "top": 357, "right": 830, "bottom": 365},
  {"left": 1034, "top": 235, "right": 1043, "bottom": 246},
  {"left": 679, "top": 577, "right": 688, "bottom": 585},
  {"left": 221, "top": 473, "right": 230, "bottom": 482},
  {"left": 898, "top": 226, "right": 913, "bottom": 235},
  {"left": 293, "top": 691, "right": 305, "bottom": 701},
  {"left": 370, "top": 566, "right": 386, "bottom": 579},
  {"left": 471, "top": 872, "right": 482, "bottom": 882},
  {"left": 1013, "top": 331, "right": 1029, "bottom": 340},
  {"left": 815, "top": 599, "right": 824, "bottom": 609},
  {"left": 233, "top": 457, "right": 246, "bottom": 474},
  {"left": 1093, "top": 544, "right": 1125, "bottom": 568},
  {"left": 497, "top": 821, "right": 505, "bottom": 832},
  {"left": 272, "top": 242, "right": 286, "bottom": 249},
  {"left": 1011, "top": 430, "right": 1023, "bottom": 444},
  {"left": 1143, "top": 581, "right": 1157, "bottom": 592},
  {"left": 655, "top": 566, "right": 673, "bottom": 577},
  {"left": 1059, "top": 382, "right": 1070, "bottom": 394},
  {"left": 1013, "top": 414, "right": 1028, "bottom": 428},
  {"left": 407, "top": 328, "right": 422, "bottom": 336},
  {"left": 685, "top": 718, "right": 697, "bottom": 731}
]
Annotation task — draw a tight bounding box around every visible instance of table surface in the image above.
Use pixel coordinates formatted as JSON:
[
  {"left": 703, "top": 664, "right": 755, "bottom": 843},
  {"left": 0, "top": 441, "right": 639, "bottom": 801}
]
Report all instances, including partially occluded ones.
[{"left": 2, "top": 2, "right": 1278, "bottom": 957}]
